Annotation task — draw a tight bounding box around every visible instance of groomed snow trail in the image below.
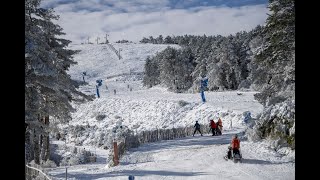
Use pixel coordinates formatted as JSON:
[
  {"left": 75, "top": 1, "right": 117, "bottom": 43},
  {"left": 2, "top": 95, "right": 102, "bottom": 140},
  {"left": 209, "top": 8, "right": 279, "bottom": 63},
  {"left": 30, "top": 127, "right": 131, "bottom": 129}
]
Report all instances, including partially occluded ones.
[{"left": 48, "top": 128, "right": 294, "bottom": 180}]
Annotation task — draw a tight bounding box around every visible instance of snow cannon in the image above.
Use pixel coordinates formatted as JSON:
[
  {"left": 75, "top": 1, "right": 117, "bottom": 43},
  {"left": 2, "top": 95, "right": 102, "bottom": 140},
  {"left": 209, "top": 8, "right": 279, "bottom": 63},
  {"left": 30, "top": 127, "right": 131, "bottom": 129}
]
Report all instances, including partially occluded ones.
[
  {"left": 96, "top": 79, "right": 103, "bottom": 86},
  {"left": 200, "top": 77, "right": 208, "bottom": 90},
  {"left": 243, "top": 111, "right": 251, "bottom": 123}
]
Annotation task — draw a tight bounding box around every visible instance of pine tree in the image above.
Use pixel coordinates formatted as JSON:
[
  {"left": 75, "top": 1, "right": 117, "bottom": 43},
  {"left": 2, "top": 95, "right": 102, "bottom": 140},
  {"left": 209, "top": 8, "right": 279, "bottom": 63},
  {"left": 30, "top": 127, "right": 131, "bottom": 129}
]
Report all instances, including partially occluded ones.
[
  {"left": 159, "top": 47, "right": 179, "bottom": 90},
  {"left": 156, "top": 35, "right": 163, "bottom": 44},
  {"left": 140, "top": 37, "right": 149, "bottom": 43},
  {"left": 164, "top": 36, "right": 173, "bottom": 44},
  {"left": 254, "top": 0, "right": 295, "bottom": 106},
  {"left": 143, "top": 56, "right": 160, "bottom": 87},
  {"left": 249, "top": 0, "right": 295, "bottom": 149},
  {"left": 174, "top": 47, "right": 196, "bottom": 92},
  {"left": 25, "top": 0, "right": 92, "bottom": 164}
]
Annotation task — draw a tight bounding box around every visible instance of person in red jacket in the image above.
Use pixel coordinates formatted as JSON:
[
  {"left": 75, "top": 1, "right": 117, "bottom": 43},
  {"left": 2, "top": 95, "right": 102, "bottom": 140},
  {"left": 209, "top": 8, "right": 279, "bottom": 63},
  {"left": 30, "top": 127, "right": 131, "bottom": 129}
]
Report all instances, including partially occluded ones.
[
  {"left": 217, "top": 118, "right": 223, "bottom": 131},
  {"left": 231, "top": 134, "right": 240, "bottom": 155},
  {"left": 209, "top": 120, "right": 216, "bottom": 136},
  {"left": 225, "top": 134, "right": 241, "bottom": 159}
]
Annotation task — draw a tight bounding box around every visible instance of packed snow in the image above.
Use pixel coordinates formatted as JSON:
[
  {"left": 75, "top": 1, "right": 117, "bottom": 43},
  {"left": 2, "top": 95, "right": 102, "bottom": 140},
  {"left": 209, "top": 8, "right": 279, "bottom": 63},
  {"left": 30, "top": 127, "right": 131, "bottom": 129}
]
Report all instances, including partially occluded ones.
[{"left": 46, "top": 43, "right": 294, "bottom": 179}]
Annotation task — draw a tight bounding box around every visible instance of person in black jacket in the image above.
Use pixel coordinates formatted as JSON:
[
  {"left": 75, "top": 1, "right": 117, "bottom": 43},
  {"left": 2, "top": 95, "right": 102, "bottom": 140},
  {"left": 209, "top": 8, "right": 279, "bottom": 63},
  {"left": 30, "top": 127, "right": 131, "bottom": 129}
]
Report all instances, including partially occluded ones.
[{"left": 193, "top": 121, "right": 203, "bottom": 136}]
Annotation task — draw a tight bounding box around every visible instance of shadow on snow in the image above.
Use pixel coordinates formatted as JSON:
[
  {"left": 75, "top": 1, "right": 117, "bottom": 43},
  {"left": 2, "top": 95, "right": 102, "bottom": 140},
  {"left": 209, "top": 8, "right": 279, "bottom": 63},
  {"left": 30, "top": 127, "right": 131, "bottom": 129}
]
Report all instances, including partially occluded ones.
[{"left": 52, "top": 169, "right": 208, "bottom": 179}]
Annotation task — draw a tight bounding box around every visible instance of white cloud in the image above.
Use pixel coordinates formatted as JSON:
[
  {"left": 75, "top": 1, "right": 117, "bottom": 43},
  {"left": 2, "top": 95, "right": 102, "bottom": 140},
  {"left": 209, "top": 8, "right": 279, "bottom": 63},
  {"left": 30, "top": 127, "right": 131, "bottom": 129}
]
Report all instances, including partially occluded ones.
[{"left": 43, "top": 0, "right": 269, "bottom": 44}]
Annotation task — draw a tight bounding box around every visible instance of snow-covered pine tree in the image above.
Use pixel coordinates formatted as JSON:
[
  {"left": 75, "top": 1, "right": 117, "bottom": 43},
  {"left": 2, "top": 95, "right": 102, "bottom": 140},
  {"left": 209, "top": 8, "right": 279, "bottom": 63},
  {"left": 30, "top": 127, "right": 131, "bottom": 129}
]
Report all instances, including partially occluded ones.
[
  {"left": 25, "top": 0, "right": 92, "bottom": 164},
  {"left": 254, "top": 0, "right": 295, "bottom": 106},
  {"left": 164, "top": 35, "right": 174, "bottom": 44},
  {"left": 149, "top": 36, "right": 155, "bottom": 44},
  {"left": 140, "top": 37, "right": 149, "bottom": 43},
  {"left": 173, "top": 47, "right": 196, "bottom": 92},
  {"left": 143, "top": 56, "right": 160, "bottom": 87},
  {"left": 246, "top": 25, "right": 267, "bottom": 90},
  {"left": 158, "top": 47, "right": 179, "bottom": 91},
  {"left": 156, "top": 35, "right": 163, "bottom": 44},
  {"left": 249, "top": 0, "right": 295, "bottom": 149},
  {"left": 231, "top": 31, "right": 251, "bottom": 89}
]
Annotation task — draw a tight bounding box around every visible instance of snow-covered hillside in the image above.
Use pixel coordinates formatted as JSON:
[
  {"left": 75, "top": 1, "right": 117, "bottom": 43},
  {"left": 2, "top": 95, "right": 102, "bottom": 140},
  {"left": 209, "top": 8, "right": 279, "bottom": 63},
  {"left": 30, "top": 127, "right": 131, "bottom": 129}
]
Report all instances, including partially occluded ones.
[
  {"left": 62, "top": 43, "right": 263, "bottom": 144},
  {"left": 46, "top": 43, "right": 294, "bottom": 179}
]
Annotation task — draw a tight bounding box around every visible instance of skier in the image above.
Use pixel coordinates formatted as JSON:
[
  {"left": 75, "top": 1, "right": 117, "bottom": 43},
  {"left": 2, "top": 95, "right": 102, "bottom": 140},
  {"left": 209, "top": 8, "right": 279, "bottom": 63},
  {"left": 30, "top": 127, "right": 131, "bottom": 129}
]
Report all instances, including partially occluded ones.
[
  {"left": 209, "top": 120, "right": 216, "bottom": 136},
  {"left": 231, "top": 134, "right": 240, "bottom": 155},
  {"left": 193, "top": 121, "right": 203, "bottom": 136},
  {"left": 215, "top": 120, "right": 222, "bottom": 136}
]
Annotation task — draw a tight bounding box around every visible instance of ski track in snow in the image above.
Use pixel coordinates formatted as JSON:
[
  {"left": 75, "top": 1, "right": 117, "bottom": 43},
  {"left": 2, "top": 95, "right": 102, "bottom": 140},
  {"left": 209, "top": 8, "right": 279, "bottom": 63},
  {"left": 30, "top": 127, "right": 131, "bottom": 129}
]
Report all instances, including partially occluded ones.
[{"left": 46, "top": 43, "right": 294, "bottom": 179}]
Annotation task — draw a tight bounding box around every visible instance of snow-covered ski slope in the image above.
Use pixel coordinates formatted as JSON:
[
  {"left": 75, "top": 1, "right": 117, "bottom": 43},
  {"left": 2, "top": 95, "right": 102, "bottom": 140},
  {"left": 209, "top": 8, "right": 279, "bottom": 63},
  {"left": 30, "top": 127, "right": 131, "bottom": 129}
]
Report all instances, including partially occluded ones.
[
  {"left": 66, "top": 43, "right": 263, "bottom": 133},
  {"left": 48, "top": 43, "right": 294, "bottom": 179}
]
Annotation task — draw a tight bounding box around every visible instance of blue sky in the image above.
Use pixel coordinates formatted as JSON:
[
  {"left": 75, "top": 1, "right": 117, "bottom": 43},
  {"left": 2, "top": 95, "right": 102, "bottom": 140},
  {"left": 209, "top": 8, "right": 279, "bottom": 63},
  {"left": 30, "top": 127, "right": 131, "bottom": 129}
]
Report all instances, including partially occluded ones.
[{"left": 41, "top": 0, "right": 269, "bottom": 44}]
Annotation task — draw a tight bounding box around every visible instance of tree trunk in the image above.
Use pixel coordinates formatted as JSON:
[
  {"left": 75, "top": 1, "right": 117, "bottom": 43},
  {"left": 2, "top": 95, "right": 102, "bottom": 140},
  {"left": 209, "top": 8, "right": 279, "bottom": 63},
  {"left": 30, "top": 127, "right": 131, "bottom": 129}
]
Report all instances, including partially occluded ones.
[
  {"left": 40, "top": 134, "right": 44, "bottom": 160},
  {"left": 44, "top": 135, "right": 50, "bottom": 160},
  {"left": 33, "top": 129, "right": 40, "bottom": 164},
  {"left": 44, "top": 116, "right": 50, "bottom": 161},
  {"left": 40, "top": 115, "right": 50, "bottom": 161},
  {"left": 25, "top": 128, "right": 34, "bottom": 163}
]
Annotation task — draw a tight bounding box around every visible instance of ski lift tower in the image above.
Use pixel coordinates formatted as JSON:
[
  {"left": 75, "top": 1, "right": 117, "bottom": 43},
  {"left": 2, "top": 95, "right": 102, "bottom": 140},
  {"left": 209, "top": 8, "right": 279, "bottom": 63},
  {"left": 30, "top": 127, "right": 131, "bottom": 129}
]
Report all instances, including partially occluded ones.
[
  {"left": 96, "top": 37, "right": 100, "bottom": 44},
  {"left": 96, "top": 79, "right": 103, "bottom": 98},
  {"left": 118, "top": 48, "right": 122, "bottom": 60},
  {"left": 105, "top": 33, "right": 109, "bottom": 44},
  {"left": 82, "top": 72, "right": 87, "bottom": 83}
]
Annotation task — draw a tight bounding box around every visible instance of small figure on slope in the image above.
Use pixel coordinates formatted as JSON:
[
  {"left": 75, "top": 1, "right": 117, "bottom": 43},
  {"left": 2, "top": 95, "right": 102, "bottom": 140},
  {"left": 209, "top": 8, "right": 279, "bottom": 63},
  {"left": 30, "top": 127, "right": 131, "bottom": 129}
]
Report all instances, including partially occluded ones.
[
  {"left": 209, "top": 120, "right": 216, "bottom": 136},
  {"left": 217, "top": 118, "right": 223, "bottom": 131},
  {"left": 224, "top": 134, "right": 242, "bottom": 161},
  {"left": 231, "top": 134, "right": 240, "bottom": 156},
  {"left": 193, "top": 121, "right": 203, "bottom": 136},
  {"left": 215, "top": 118, "right": 223, "bottom": 135}
]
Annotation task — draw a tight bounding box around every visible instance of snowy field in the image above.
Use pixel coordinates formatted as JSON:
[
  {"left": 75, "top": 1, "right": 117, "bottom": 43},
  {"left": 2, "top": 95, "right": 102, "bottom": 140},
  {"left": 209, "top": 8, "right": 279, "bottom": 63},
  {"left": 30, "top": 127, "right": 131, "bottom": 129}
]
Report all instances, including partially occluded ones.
[{"left": 46, "top": 43, "right": 294, "bottom": 179}]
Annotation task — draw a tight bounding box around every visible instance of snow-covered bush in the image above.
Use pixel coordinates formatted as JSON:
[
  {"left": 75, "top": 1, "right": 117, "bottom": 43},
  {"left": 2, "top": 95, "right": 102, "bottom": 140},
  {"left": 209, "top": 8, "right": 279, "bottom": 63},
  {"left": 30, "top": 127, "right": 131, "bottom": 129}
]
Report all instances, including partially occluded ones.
[
  {"left": 59, "top": 148, "right": 93, "bottom": 166},
  {"left": 96, "top": 114, "right": 106, "bottom": 121},
  {"left": 60, "top": 157, "right": 71, "bottom": 166},
  {"left": 41, "top": 160, "right": 57, "bottom": 168},
  {"left": 246, "top": 100, "right": 295, "bottom": 149},
  {"left": 238, "top": 79, "right": 251, "bottom": 89},
  {"left": 245, "top": 128, "right": 261, "bottom": 142},
  {"left": 178, "top": 100, "right": 189, "bottom": 107}
]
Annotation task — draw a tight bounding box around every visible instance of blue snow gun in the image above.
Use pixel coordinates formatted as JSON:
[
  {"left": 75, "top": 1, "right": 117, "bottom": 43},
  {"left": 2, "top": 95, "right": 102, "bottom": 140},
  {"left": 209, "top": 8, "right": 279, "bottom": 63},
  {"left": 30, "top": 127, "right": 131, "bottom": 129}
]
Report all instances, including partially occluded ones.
[
  {"left": 96, "top": 79, "right": 103, "bottom": 98},
  {"left": 243, "top": 111, "right": 251, "bottom": 123},
  {"left": 96, "top": 79, "right": 103, "bottom": 86},
  {"left": 200, "top": 77, "right": 208, "bottom": 90}
]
